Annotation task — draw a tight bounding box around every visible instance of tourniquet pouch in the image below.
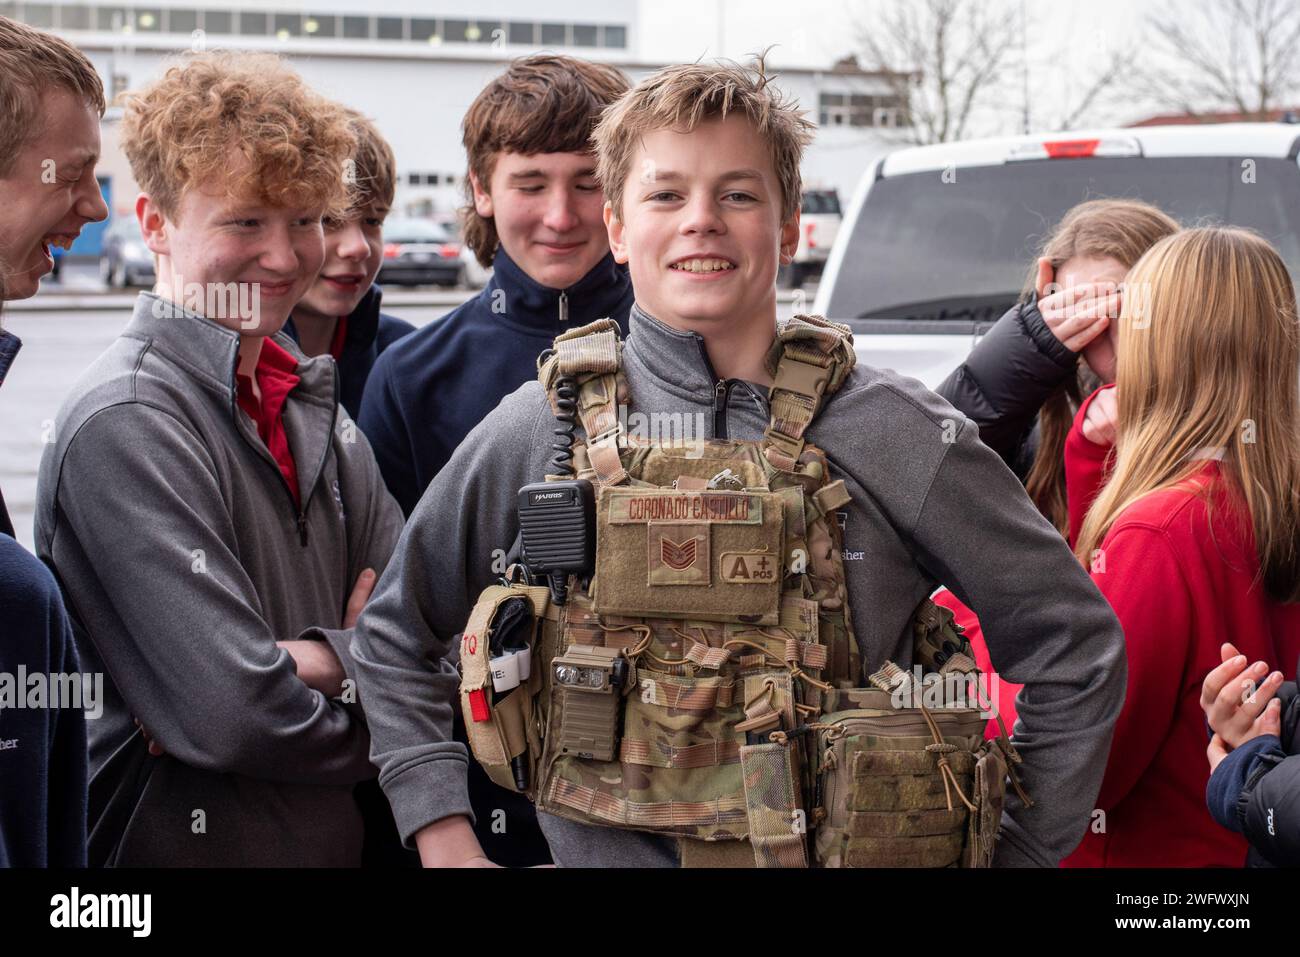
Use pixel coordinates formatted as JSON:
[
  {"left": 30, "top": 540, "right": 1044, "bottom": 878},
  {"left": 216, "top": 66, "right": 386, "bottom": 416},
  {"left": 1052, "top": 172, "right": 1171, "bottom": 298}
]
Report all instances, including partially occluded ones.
[
  {"left": 457, "top": 583, "right": 551, "bottom": 797},
  {"left": 591, "top": 487, "right": 785, "bottom": 625},
  {"left": 813, "top": 686, "right": 1005, "bottom": 868}
]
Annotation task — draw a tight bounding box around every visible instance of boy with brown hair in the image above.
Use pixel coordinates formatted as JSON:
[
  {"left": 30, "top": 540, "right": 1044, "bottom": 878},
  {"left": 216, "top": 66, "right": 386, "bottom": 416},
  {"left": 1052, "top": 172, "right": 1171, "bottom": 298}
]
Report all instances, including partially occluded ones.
[
  {"left": 285, "top": 108, "right": 414, "bottom": 420},
  {"left": 350, "top": 57, "right": 1126, "bottom": 867},
  {"left": 358, "top": 54, "right": 633, "bottom": 516},
  {"left": 35, "top": 51, "right": 404, "bottom": 866}
]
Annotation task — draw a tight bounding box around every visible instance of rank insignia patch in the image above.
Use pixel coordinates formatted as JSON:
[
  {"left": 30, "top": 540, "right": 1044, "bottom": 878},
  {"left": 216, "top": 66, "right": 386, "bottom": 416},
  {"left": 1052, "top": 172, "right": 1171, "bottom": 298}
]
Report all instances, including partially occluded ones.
[{"left": 647, "top": 523, "right": 710, "bottom": 585}]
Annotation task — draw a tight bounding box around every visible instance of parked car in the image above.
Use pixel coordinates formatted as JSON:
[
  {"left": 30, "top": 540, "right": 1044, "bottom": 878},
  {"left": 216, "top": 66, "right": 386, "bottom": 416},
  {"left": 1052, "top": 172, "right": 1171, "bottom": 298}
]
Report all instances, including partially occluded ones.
[
  {"left": 784, "top": 187, "right": 841, "bottom": 288},
  {"left": 376, "top": 217, "right": 464, "bottom": 287},
  {"left": 99, "top": 216, "right": 156, "bottom": 288},
  {"left": 815, "top": 122, "right": 1300, "bottom": 387}
]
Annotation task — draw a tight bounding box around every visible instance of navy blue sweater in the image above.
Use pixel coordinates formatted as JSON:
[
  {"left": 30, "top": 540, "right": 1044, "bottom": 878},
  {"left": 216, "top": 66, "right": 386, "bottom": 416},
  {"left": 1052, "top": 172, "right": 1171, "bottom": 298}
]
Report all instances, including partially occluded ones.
[
  {"left": 284, "top": 284, "right": 415, "bottom": 422},
  {"left": 358, "top": 249, "right": 634, "bottom": 515},
  {"left": 0, "top": 330, "right": 88, "bottom": 868}
]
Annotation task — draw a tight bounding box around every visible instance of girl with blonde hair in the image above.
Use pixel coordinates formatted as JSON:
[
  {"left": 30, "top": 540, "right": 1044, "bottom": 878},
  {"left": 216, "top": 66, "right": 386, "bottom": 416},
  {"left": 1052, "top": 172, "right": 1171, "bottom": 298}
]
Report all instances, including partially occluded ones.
[{"left": 1063, "top": 226, "right": 1300, "bottom": 866}]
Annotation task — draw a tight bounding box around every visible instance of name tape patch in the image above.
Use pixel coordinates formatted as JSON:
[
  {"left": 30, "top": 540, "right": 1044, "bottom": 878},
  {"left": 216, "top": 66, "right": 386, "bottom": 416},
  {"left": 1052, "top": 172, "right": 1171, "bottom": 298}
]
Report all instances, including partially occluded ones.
[{"left": 608, "top": 491, "right": 761, "bottom": 525}]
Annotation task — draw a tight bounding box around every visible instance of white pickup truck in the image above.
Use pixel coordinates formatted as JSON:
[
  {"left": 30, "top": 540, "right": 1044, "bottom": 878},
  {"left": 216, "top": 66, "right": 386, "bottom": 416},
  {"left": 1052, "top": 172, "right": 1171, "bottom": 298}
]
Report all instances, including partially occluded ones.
[{"left": 814, "top": 122, "right": 1300, "bottom": 388}]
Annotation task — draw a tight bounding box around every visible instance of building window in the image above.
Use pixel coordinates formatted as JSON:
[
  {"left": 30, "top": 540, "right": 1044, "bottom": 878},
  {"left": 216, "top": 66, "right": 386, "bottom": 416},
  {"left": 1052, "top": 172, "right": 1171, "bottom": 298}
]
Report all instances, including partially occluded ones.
[
  {"left": 342, "top": 15, "right": 371, "bottom": 39},
  {"left": 508, "top": 21, "right": 535, "bottom": 44},
  {"left": 474, "top": 20, "right": 502, "bottom": 44},
  {"left": 573, "top": 24, "right": 597, "bottom": 47},
  {"left": 411, "top": 17, "right": 439, "bottom": 43},
  {"left": 818, "top": 91, "right": 906, "bottom": 128},
  {"left": 273, "top": 13, "right": 300, "bottom": 39},
  {"left": 540, "top": 22, "right": 566, "bottom": 46},
  {"left": 22, "top": 2, "right": 55, "bottom": 27},
  {"left": 203, "top": 10, "right": 232, "bottom": 33},
  {"left": 59, "top": 4, "right": 92, "bottom": 30},
  {"left": 304, "top": 14, "right": 336, "bottom": 38},
  {"left": 169, "top": 8, "right": 198, "bottom": 34},
  {"left": 443, "top": 19, "right": 469, "bottom": 42},
  {"left": 375, "top": 16, "right": 402, "bottom": 40},
  {"left": 239, "top": 11, "right": 268, "bottom": 35},
  {"left": 134, "top": 7, "right": 161, "bottom": 31},
  {"left": 602, "top": 25, "right": 627, "bottom": 48}
]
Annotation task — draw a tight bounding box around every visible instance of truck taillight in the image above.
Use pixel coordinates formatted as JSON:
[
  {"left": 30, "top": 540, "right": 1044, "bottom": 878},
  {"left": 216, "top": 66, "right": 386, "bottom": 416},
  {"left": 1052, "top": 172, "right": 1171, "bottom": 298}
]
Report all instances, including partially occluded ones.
[
  {"left": 1007, "top": 136, "right": 1141, "bottom": 162},
  {"left": 383, "top": 243, "right": 401, "bottom": 259}
]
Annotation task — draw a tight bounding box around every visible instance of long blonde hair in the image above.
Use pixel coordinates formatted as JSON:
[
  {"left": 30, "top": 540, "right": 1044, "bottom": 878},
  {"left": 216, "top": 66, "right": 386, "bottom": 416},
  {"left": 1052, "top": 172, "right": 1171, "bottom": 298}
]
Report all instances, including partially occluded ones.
[
  {"left": 1024, "top": 199, "right": 1180, "bottom": 533},
  {"left": 1075, "top": 227, "right": 1300, "bottom": 602}
]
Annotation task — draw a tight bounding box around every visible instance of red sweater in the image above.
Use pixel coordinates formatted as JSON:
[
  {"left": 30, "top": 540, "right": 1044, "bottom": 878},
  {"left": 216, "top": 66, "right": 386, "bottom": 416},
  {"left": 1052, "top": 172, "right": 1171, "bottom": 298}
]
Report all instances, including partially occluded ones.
[{"left": 1063, "top": 385, "right": 1300, "bottom": 867}]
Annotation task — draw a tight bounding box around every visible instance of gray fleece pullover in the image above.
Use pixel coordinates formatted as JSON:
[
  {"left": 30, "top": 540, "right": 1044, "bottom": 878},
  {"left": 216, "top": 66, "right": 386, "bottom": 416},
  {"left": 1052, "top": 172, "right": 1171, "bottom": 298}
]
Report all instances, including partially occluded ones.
[
  {"left": 35, "top": 293, "right": 404, "bottom": 866},
  {"left": 350, "top": 304, "right": 1127, "bottom": 867}
]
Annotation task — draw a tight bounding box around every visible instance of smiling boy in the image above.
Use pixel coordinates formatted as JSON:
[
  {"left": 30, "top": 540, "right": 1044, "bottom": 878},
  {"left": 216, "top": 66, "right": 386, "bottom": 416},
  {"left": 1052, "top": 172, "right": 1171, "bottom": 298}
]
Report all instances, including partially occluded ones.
[
  {"left": 284, "top": 109, "right": 414, "bottom": 421},
  {"left": 0, "top": 14, "right": 107, "bottom": 868},
  {"left": 350, "top": 59, "right": 1126, "bottom": 868},
  {"left": 34, "top": 51, "right": 404, "bottom": 866},
  {"left": 357, "top": 54, "right": 632, "bottom": 517}
]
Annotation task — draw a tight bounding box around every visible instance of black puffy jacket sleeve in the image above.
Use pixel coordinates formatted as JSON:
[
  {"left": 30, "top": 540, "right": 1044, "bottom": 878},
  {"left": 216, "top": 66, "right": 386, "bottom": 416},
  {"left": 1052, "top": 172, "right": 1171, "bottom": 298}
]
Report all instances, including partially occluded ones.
[
  {"left": 935, "top": 295, "right": 1078, "bottom": 472},
  {"left": 1237, "top": 683, "right": 1300, "bottom": 866}
]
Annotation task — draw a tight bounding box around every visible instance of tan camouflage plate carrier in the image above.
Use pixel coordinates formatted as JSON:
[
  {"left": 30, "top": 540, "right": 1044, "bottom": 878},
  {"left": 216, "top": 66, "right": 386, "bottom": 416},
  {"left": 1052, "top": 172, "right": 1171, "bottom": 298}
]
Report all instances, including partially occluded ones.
[{"left": 458, "top": 316, "right": 1030, "bottom": 867}]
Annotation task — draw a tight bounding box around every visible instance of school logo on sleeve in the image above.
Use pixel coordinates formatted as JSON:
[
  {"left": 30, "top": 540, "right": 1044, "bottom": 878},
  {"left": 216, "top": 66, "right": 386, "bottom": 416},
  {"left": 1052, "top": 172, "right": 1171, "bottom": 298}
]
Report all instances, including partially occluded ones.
[{"left": 648, "top": 524, "right": 709, "bottom": 585}]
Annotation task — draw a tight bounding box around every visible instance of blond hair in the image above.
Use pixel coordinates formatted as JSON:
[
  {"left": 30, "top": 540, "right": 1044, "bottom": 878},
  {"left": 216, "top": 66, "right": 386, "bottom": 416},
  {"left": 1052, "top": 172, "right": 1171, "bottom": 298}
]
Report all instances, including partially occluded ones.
[
  {"left": 1075, "top": 227, "right": 1300, "bottom": 602},
  {"left": 0, "top": 15, "right": 106, "bottom": 177},
  {"left": 594, "top": 55, "right": 815, "bottom": 224},
  {"left": 120, "top": 52, "right": 354, "bottom": 219},
  {"left": 1024, "top": 199, "right": 1180, "bottom": 533}
]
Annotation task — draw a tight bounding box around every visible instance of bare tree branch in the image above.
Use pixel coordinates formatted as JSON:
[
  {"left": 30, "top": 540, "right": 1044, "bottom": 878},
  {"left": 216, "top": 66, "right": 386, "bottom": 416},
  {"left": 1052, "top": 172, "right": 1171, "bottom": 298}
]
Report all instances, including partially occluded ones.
[
  {"left": 1146, "top": 0, "right": 1300, "bottom": 119},
  {"left": 854, "top": 0, "right": 1017, "bottom": 144}
]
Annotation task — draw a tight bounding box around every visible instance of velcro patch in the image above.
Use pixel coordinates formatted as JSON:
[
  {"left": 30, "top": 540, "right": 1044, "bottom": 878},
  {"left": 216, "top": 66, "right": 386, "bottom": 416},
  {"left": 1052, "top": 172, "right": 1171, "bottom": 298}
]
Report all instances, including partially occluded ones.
[
  {"left": 647, "top": 523, "right": 710, "bottom": 585},
  {"left": 719, "top": 551, "right": 779, "bottom": 584}
]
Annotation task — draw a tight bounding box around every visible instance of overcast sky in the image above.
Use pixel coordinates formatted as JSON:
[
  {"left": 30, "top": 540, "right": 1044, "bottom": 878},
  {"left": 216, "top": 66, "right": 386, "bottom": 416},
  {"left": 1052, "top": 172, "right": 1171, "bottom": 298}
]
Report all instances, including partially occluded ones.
[{"left": 638, "top": 0, "right": 1170, "bottom": 133}]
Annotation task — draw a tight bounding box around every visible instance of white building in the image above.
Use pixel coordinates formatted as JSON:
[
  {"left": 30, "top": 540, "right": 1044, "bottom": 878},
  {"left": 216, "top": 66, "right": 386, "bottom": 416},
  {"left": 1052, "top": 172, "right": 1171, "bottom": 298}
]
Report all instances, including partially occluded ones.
[{"left": 6, "top": 0, "right": 909, "bottom": 245}]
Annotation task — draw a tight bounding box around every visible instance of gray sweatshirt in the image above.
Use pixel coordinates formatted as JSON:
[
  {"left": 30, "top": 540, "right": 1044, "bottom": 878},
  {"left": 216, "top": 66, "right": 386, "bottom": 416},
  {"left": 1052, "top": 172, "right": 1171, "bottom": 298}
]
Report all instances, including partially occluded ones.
[
  {"left": 35, "top": 293, "right": 404, "bottom": 866},
  {"left": 350, "top": 304, "right": 1127, "bottom": 867}
]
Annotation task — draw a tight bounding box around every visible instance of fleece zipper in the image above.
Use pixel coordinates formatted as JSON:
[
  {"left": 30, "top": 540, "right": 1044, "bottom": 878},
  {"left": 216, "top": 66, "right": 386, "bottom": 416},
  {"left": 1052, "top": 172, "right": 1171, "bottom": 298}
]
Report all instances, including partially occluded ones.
[
  {"left": 694, "top": 337, "right": 769, "bottom": 439},
  {"left": 230, "top": 348, "right": 339, "bottom": 548}
]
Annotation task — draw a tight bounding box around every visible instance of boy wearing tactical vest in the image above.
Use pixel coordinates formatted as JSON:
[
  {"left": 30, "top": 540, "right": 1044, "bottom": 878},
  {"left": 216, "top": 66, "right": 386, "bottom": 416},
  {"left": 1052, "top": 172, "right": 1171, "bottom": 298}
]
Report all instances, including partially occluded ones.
[
  {"left": 356, "top": 53, "right": 632, "bottom": 868},
  {"left": 35, "top": 52, "right": 404, "bottom": 866},
  {"left": 349, "top": 58, "right": 1128, "bottom": 867}
]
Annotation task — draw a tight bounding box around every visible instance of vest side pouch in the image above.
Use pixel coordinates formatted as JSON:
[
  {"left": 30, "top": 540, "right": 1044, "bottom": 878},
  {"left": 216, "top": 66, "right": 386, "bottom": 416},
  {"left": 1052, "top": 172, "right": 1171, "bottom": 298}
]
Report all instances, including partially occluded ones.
[
  {"left": 457, "top": 584, "right": 549, "bottom": 796},
  {"left": 813, "top": 705, "right": 985, "bottom": 868},
  {"left": 592, "top": 488, "right": 784, "bottom": 625}
]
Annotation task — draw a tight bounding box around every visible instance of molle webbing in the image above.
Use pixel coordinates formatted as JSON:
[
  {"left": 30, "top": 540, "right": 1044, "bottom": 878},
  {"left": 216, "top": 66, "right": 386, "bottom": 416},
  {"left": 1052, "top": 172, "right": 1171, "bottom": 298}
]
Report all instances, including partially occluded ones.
[
  {"left": 538, "top": 319, "right": 627, "bottom": 485},
  {"left": 761, "top": 316, "right": 856, "bottom": 471}
]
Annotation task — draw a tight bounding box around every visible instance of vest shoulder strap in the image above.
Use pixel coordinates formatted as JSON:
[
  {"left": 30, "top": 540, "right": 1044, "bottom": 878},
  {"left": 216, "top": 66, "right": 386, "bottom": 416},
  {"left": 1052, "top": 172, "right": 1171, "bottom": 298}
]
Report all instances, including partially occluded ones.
[
  {"left": 761, "top": 314, "right": 856, "bottom": 470},
  {"left": 537, "top": 318, "right": 627, "bottom": 486}
]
